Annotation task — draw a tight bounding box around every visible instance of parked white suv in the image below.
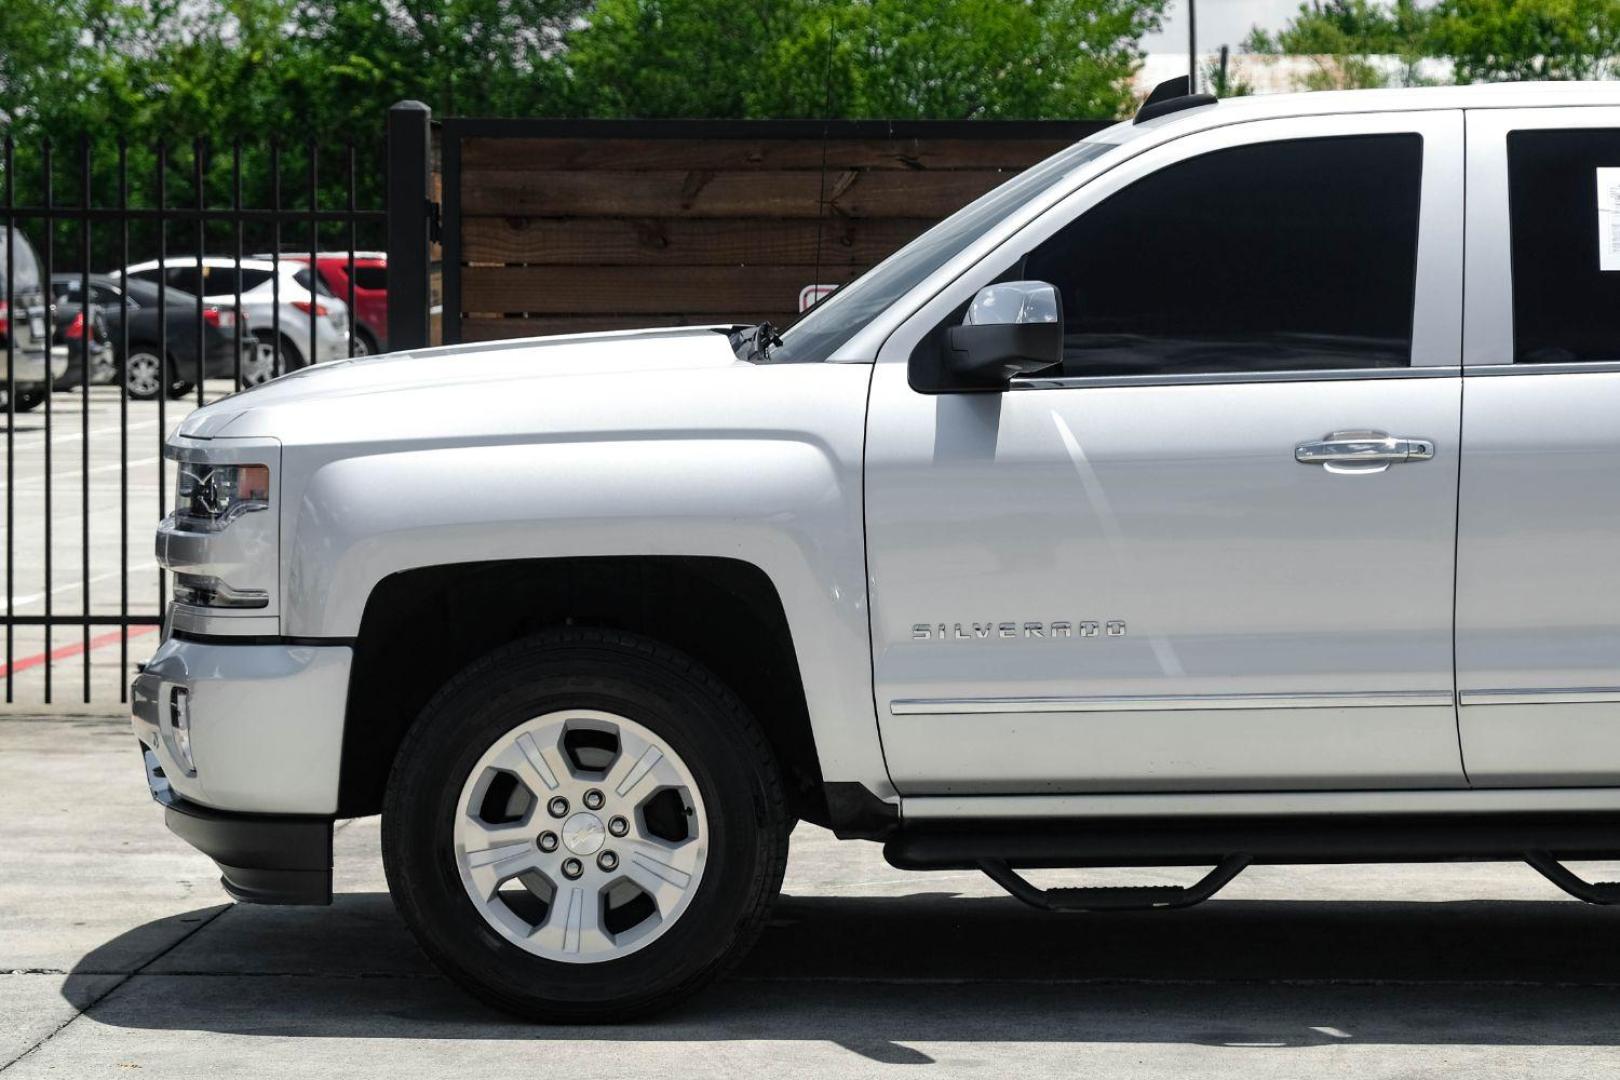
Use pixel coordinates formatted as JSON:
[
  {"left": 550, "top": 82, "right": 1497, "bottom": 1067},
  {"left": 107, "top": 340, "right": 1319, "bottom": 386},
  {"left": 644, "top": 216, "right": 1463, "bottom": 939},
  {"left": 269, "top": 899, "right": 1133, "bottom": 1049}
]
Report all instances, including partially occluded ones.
[
  {"left": 123, "top": 256, "right": 350, "bottom": 381},
  {"left": 134, "top": 81, "right": 1620, "bottom": 1021}
]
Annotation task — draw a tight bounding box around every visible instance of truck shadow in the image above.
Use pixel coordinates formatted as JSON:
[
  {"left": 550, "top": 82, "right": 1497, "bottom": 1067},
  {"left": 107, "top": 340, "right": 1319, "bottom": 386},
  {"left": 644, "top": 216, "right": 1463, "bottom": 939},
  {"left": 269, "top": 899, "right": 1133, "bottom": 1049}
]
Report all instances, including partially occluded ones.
[{"left": 63, "top": 890, "right": 1620, "bottom": 1058}]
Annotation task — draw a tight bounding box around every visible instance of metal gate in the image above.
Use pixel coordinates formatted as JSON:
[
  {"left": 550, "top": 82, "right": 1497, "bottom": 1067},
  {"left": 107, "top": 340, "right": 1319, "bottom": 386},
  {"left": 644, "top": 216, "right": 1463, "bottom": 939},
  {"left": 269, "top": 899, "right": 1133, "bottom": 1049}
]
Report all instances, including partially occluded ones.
[{"left": 1, "top": 132, "right": 387, "bottom": 704}]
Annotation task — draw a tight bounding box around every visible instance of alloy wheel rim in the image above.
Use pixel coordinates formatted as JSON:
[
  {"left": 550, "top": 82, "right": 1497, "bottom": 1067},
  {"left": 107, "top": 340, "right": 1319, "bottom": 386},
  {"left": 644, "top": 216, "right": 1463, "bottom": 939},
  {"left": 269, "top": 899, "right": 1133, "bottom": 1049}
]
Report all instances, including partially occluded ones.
[
  {"left": 126, "top": 353, "right": 162, "bottom": 397},
  {"left": 243, "top": 343, "right": 276, "bottom": 386},
  {"left": 452, "top": 709, "right": 709, "bottom": 964}
]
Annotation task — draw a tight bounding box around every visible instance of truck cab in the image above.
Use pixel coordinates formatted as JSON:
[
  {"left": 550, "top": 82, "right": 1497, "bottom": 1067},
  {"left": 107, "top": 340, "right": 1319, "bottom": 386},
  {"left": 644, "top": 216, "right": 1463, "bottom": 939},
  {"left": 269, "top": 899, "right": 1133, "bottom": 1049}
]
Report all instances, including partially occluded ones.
[{"left": 134, "top": 81, "right": 1620, "bottom": 1021}]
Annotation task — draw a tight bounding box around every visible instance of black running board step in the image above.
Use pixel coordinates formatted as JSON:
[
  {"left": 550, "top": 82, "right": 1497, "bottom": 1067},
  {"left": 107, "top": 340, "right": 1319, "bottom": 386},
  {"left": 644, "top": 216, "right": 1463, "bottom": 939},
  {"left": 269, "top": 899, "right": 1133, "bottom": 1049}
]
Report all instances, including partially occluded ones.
[
  {"left": 977, "top": 854, "right": 1251, "bottom": 912},
  {"left": 1525, "top": 850, "right": 1620, "bottom": 905}
]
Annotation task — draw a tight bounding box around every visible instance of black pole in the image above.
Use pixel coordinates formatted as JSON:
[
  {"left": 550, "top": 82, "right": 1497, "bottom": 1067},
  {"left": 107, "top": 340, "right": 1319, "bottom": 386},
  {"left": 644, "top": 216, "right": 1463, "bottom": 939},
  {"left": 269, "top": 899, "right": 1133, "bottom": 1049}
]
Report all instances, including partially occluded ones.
[
  {"left": 386, "top": 101, "right": 433, "bottom": 352},
  {"left": 1188, "top": 0, "right": 1199, "bottom": 93}
]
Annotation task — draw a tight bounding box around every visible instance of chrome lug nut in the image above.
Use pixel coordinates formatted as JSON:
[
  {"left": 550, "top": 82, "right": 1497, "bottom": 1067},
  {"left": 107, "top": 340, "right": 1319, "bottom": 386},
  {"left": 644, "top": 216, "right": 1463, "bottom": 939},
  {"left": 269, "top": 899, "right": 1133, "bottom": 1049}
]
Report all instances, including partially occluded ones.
[
  {"left": 608, "top": 815, "right": 629, "bottom": 837},
  {"left": 597, "top": 850, "right": 618, "bottom": 872},
  {"left": 547, "top": 796, "right": 569, "bottom": 818},
  {"left": 561, "top": 857, "right": 583, "bottom": 880},
  {"left": 583, "top": 788, "right": 605, "bottom": 810},
  {"left": 537, "top": 831, "right": 559, "bottom": 853}
]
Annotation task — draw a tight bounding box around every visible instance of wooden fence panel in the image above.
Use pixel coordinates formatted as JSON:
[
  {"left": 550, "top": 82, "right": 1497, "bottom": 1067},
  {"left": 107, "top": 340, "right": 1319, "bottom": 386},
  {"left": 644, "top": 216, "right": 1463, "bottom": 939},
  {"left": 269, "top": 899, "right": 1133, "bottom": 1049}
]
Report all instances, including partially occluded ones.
[{"left": 446, "top": 119, "right": 1110, "bottom": 343}]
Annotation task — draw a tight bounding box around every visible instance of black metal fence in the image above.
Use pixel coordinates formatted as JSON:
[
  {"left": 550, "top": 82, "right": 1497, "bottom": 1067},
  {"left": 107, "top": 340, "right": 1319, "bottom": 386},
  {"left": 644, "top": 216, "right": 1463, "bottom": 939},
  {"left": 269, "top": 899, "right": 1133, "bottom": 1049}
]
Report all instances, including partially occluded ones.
[{"left": 1, "top": 131, "right": 389, "bottom": 704}]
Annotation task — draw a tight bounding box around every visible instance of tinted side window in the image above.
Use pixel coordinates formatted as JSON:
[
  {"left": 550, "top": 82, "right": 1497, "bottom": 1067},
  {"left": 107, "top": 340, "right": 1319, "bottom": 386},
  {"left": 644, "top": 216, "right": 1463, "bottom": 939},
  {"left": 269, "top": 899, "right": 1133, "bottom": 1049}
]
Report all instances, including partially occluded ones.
[
  {"left": 1508, "top": 129, "right": 1620, "bottom": 363},
  {"left": 352, "top": 265, "right": 387, "bottom": 290},
  {"left": 293, "top": 268, "right": 335, "bottom": 296},
  {"left": 1023, "top": 134, "right": 1423, "bottom": 377},
  {"left": 166, "top": 267, "right": 205, "bottom": 294}
]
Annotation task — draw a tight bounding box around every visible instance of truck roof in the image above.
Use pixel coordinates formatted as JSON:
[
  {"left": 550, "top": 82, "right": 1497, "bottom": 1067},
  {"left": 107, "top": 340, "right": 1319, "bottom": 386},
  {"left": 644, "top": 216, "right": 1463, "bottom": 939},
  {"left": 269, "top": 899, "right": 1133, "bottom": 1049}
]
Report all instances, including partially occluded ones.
[{"left": 1140, "top": 80, "right": 1620, "bottom": 136}]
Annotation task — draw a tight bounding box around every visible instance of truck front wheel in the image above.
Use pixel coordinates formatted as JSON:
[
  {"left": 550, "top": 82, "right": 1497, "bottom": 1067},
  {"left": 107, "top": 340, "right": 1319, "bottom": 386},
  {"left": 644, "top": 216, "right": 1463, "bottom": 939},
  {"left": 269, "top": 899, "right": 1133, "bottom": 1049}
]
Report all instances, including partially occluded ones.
[{"left": 381, "top": 628, "right": 789, "bottom": 1021}]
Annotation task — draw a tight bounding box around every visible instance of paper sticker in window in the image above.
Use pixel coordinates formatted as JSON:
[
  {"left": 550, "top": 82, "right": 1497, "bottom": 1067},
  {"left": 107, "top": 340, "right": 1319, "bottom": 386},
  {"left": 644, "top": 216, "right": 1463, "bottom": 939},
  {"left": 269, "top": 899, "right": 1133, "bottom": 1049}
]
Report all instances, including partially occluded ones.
[{"left": 1597, "top": 166, "right": 1620, "bottom": 271}]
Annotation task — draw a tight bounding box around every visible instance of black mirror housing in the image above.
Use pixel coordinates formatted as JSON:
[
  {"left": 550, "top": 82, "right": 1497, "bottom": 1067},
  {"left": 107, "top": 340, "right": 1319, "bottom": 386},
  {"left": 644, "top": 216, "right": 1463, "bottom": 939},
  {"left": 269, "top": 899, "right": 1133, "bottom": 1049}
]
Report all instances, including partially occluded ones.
[{"left": 943, "top": 322, "right": 1063, "bottom": 388}]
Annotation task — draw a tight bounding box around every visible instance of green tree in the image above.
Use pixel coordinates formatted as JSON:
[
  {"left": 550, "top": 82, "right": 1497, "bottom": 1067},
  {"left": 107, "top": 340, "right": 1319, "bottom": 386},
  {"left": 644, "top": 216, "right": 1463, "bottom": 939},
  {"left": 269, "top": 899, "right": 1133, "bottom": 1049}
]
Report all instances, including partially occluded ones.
[
  {"left": 1428, "top": 0, "right": 1620, "bottom": 81},
  {"left": 1242, "top": 0, "right": 1426, "bottom": 89},
  {"left": 564, "top": 0, "right": 1166, "bottom": 120}
]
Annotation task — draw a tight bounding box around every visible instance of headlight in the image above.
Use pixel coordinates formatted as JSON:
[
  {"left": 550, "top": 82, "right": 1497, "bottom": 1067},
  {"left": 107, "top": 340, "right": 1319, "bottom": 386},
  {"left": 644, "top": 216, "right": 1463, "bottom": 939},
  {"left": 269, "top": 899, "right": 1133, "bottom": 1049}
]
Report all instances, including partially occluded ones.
[
  {"left": 158, "top": 446, "right": 279, "bottom": 617},
  {"left": 175, "top": 462, "right": 270, "bottom": 531}
]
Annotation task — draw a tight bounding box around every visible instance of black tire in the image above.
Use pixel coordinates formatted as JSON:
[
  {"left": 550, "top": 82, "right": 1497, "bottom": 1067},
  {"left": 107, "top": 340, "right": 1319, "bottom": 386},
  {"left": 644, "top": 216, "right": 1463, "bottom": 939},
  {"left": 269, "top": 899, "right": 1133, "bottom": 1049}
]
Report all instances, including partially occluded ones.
[
  {"left": 382, "top": 628, "right": 789, "bottom": 1022},
  {"left": 10, "top": 388, "right": 45, "bottom": 412},
  {"left": 166, "top": 379, "right": 195, "bottom": 399}
]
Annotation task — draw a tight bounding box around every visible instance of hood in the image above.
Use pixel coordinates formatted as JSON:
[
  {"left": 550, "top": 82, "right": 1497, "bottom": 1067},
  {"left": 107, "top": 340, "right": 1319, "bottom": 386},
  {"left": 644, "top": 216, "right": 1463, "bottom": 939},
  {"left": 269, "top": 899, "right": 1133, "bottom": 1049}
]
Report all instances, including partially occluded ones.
[{"left": 179, "top": 325, "right": 742, "bottom": 438}]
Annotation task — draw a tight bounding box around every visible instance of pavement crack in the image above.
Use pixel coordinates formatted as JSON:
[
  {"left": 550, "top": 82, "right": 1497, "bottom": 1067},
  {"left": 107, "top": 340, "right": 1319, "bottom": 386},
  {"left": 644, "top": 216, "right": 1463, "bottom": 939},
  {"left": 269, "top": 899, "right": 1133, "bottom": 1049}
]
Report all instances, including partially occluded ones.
[{"left": 0, "top": 904, "right": 233, "bottom": 1073}]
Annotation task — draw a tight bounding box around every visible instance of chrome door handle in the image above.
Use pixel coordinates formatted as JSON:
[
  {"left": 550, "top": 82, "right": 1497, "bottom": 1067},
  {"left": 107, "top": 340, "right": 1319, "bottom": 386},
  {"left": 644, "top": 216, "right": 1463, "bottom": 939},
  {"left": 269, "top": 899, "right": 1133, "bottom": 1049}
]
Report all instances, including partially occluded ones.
[{"left": 1295, "top": 430, "right": 1435, "bottom": 474}]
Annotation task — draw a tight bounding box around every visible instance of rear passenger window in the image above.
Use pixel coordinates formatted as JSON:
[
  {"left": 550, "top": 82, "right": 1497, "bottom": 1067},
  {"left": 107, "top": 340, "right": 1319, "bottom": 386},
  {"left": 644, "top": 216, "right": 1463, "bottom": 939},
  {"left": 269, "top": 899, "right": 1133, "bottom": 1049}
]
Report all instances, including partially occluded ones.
[
  {"left": 166, "top": 267, "right": 205, "bottom": 295},
  {"left": 1508, "top": 129, "right": 1620, "bottom": 363},
  {"left": 352, "top": 265, "right": 387, "bottom": 291},
  {"left": 1022, "top": 134, "right": 1423, "bottom": 377}
]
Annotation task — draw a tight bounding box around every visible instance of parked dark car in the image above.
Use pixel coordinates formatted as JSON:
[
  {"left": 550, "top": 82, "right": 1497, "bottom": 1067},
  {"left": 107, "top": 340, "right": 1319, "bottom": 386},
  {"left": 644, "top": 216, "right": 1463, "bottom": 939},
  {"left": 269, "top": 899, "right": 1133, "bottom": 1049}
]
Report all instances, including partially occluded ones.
[{"left": 50, "top": 274, "right": 261, "bottom": 400}]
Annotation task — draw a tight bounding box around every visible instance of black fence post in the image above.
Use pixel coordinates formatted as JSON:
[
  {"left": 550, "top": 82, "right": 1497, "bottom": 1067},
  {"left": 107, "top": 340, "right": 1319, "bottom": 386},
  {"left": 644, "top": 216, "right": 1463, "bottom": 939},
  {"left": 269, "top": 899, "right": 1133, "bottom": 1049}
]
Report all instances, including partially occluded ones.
[{"left": 386, "top": 100, "right": 433, "bottom": 352}]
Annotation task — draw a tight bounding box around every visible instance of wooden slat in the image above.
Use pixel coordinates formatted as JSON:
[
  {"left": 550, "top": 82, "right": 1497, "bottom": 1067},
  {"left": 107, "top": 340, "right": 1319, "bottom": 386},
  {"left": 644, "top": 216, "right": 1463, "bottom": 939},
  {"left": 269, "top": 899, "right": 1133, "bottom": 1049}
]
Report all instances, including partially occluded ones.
[
  {"left": 460, "top": 216, "right": 932, "bottom": 267},
  {"left": 461, "top": 136, "right": 1078, "bottom": 173},
  {"left": 460, "top": 169, "right": 1011, "bottom": 218},
  {"left": 461, "top": 265, "right": 857, "bottom": 315},
  {"left": 459, "top": 313, "right": 790, "bottom": 341}
]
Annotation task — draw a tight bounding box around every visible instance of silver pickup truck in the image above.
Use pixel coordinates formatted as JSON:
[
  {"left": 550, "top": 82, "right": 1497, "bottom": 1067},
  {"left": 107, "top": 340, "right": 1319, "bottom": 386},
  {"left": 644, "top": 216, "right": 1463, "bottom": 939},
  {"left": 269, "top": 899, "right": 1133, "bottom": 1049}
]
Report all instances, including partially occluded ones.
[{"left": 134, "top": 80, "right": 1620, "bottom": 1020}]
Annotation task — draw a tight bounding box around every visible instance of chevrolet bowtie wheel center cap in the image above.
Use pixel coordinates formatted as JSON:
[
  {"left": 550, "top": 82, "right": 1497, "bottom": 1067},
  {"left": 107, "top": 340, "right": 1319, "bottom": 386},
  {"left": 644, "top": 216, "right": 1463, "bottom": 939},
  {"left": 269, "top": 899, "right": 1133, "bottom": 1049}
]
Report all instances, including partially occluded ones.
[{"left": 561, "top": 812, "right": 606, "bottom": 856}]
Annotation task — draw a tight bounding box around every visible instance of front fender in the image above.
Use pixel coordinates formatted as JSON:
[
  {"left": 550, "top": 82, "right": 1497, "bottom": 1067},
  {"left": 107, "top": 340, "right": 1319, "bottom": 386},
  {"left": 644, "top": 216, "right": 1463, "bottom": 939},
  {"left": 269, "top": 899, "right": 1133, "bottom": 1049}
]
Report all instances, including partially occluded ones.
[{"left": 276, "top": 362, "right": 889, "bottom": 794}]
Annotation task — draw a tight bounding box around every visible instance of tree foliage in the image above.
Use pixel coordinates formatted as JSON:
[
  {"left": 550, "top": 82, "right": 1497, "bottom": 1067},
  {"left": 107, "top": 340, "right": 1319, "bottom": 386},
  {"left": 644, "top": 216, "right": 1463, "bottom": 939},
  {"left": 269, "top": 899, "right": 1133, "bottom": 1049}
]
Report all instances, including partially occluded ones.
[
  {"left": 561, "top": 0, "right": 1164, "bottom": 120},
  {"left": 1243, "top": 0, "right": 1429, "bottom": 88},
  {"left": 1430, "top": 0, "right": 1620, "bottom": 81},
  {"left": 1245, "top": 0, "right": 1620, "bottom": 89}
]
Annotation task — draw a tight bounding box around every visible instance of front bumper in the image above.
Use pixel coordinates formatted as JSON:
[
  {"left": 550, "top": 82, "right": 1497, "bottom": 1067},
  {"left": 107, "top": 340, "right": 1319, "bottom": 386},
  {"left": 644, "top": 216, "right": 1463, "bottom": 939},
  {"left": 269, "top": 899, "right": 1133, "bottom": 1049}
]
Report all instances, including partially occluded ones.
[
  {"left": 132, "top": 636, "right": 351, "bottom": 813},
  {"left": 142, "top": 746, "right": 332, "bottom": 904},
  {"left": 133, "top": 635, "right": 350, "bottom": 904}
]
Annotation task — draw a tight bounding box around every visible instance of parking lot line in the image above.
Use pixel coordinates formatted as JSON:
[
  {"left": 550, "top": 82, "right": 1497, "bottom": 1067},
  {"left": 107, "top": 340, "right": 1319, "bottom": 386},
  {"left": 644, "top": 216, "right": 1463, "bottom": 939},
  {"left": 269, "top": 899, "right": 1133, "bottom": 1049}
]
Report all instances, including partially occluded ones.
[
  {"left": 8, "top": 562, "right": 158, "bottom": 607},
  {"left": 0, "top": 625, "right": 159, "bottom": 679}
]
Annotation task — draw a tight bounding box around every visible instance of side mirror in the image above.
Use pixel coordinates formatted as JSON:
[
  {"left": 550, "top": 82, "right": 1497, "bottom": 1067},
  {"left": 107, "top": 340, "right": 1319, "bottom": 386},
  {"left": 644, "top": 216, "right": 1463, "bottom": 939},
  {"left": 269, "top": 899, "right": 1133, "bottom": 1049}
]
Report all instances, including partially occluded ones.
[{"left": 943, "top": 281, "right": 1063, "bottom": 388}]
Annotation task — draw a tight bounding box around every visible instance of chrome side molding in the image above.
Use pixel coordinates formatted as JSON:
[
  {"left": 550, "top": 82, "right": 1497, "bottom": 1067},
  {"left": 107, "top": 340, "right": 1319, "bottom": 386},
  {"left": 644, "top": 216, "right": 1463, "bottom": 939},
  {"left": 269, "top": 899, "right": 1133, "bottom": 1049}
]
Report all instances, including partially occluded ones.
[
  {"left": 889, "top": 690, "right": 1456, "bottom": 715},
  {"left": 1460, "top": 687, "right": 1620, "bottom": 706}
]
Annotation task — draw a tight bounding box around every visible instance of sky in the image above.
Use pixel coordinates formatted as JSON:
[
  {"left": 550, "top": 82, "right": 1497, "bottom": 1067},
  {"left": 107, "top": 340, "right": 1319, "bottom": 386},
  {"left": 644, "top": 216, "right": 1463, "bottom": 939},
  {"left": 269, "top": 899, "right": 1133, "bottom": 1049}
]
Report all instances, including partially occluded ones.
[{"left": 1142, "top": 0, "right": 1305, "bottom": 54}]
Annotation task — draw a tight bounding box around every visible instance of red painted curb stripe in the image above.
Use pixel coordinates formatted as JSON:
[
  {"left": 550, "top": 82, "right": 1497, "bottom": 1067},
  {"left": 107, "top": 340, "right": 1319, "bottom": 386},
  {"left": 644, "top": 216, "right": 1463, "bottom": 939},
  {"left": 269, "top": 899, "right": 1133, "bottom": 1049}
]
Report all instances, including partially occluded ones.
[{"left": 0, "top": 625, "right": 160, "bottom": 678}]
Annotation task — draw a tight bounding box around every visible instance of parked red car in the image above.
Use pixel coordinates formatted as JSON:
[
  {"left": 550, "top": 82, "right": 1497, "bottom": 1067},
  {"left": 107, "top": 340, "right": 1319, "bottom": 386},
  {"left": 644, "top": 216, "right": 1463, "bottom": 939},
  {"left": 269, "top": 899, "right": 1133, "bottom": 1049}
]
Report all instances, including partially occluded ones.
[{"left": 270, "top": 252, "right": 387, "bottom": 355}]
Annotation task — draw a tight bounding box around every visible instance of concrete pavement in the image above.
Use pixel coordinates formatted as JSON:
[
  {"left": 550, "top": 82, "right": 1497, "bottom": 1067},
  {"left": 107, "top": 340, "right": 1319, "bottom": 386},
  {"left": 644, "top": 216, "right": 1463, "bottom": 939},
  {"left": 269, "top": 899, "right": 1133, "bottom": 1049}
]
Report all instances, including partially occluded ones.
[{"left": 6, "top": 712, "right": 1620, "bottom": 1077}]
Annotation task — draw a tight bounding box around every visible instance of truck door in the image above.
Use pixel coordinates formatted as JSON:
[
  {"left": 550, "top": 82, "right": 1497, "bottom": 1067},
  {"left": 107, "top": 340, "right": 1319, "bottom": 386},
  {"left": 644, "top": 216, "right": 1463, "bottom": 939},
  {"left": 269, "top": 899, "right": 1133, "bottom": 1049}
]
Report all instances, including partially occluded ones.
[
  {"left": 865, "top": 111, "right": 1468, "bottom": 794},
  {"left": 1456, "top": 107, "right": 1620, "bottom": 784}
]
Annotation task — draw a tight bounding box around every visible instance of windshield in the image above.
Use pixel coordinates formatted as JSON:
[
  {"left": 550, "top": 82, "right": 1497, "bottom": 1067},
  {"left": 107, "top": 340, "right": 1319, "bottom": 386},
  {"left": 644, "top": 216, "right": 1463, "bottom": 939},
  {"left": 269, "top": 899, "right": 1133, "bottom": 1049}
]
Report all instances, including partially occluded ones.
[{"left": 771, "top": 138, "right": 1119, "bottom": 364}]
